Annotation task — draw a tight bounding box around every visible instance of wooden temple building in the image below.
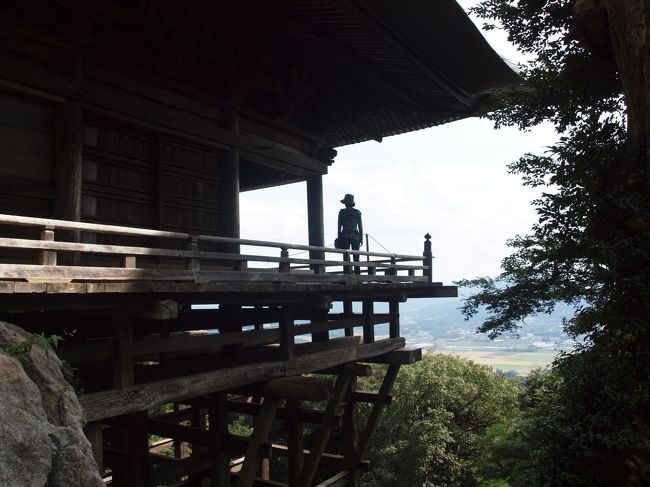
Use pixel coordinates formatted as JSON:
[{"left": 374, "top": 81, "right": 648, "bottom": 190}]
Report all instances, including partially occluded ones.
[{"left": 0, "top": 1, "right": 518, "bottom": 485}]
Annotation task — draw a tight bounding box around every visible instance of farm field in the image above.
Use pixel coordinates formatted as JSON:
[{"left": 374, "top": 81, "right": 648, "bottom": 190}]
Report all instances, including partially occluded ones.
[{"left": 437, "top": 349, "right": 558, "bottom": 375}]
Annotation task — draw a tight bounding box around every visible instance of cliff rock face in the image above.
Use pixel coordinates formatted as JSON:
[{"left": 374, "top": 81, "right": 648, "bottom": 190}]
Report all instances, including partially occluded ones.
[{"left": 0, "top": 321, "right": 104, "bottom": 487}]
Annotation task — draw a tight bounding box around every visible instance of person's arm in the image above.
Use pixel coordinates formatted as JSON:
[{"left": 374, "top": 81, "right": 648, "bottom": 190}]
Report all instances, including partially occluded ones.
[
  {"left": 358, "top": 211, "right": 363, "bottom": 245},
  {"left": 337, "top": 210, "right": 343, "bottom": 237}
]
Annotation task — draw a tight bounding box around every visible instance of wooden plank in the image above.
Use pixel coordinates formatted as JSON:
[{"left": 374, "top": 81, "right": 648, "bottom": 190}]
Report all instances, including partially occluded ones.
[
  {"left": 0, "top": 263, "right": 429, "bottom": 284},
  {"left": 236, "top": 397, "right": 281, "bottom": 487},
  {"left": 79, "top": 337, "right": 405, "bottom": 421},
  {"left": 292, "top": 315, "right": 388, "bottom": 337},
  {"left": 363, "top": 347, "right": 422, "bottom": 365},
  {"left": 352, "top": 391, "right": 393, "bottom": 405}
]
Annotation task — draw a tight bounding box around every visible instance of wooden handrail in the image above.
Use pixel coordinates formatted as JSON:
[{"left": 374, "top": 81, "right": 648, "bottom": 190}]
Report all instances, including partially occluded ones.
[
  {"left": 0, "top": 212, "right": 433, "bottom": 281},
  {"left": 0, "top": 213, "right": 423, "bottom": 261}
]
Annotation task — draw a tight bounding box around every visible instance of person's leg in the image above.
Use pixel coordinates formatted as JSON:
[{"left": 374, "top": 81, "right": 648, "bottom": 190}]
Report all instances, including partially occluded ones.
[{"left": 350, "top": 241, "right": 361, "bottom": 274}]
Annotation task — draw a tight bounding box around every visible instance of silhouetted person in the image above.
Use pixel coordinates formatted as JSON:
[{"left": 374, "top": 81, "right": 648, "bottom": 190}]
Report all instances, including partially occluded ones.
[{"left": 337, "top": 194, "right": 363, "bottom": 273}]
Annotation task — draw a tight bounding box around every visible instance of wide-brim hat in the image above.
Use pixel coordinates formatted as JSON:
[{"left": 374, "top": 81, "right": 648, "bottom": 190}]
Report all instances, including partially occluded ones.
[{"left": 340, "top": 194, "right": 355, "bottom": 206}]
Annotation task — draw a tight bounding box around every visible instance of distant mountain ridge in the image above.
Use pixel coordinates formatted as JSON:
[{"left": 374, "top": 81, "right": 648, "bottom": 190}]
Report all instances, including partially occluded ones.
[{"left": 398, "top": 295, "right": 577, "bottom": 353}]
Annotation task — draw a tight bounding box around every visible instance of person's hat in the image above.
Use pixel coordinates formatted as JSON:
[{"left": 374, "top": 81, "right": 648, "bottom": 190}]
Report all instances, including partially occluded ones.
[{"left": 340, "top": 194, "right": 355, "bottom": 206}]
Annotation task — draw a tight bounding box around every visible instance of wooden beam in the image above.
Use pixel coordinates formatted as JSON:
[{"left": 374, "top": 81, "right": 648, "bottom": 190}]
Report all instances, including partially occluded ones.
[
  {"left": 299, "top": 375, "right": 351, "bottom": 487},
  {"left": 364, "top": 346, "right": 422, "bottom": 365},
  {"left": 314, "top": 470, "right": 353, "bottom": 487},
  {"left": 236, "top": 398, "right": 281, "bottom": 487},
  {"left": 352, "top": 391, "right": 393, "bottom": 405},
  {"left": 355, "top": 364, "right": 401, "bottom": 464},
  {"left": 80, "top": 336, "right": 404, "bottom": 421},
  {"left": 233, "top": 376, "right": 333, "bottom": 402}
]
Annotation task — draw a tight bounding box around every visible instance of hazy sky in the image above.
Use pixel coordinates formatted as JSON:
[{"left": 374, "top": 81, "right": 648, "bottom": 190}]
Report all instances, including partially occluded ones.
[{"left": 240, "top": 1, "right": 557, "bottom": 284}]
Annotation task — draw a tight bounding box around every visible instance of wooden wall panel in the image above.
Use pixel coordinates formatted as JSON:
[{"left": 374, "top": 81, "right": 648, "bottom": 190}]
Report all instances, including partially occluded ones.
[
  {"left": 160, "top": 137, "right": 225, "bottom": 236},
  {"left": 0, "top": 91, "right": 54, "bottom": 215}
]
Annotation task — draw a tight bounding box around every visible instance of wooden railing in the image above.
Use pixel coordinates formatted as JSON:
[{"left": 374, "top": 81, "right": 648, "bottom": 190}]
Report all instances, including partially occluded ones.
[{"left": 0, "top": 213, "right": 434, "bottom": 284}]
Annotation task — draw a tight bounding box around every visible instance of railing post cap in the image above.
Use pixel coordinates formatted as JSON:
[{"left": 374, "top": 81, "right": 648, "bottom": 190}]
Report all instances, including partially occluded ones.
[{"left": 424, "top": 233, "right": 431, "bottom": 241}]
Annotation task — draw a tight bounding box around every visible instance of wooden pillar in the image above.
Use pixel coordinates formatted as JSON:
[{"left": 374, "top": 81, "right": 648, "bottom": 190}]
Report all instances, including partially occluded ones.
[
  {"left": 389, "top": 299, "right": 400, "bottom": 338},
  {"left": 306, "top": 175, "right": 325, "bottom": 267},
  {"left": 53, "top": 99, "right": 82, "bottom": 266},
  {"left": 287, "top": 400, "right": 304, "bottom": 486},
  {"left": 362, "top": 300, "right": 374, "bottom": 344},
  {"left": 279, "top": 305, "right": 295, "bottom": 361},
  {"left": 343, "top": 378, "right": 359, "bottom": 485},
  {"left": 311, "top": 308, "right": 329, "bottom": 343},
  {"left": 343, "top": 300, "right": 354, "bottom": 337},
  {"left": 84, "top": 421, "right": 104, "bottom": 474},
  {"left": 224, "top": 111, "right": 240, "bottom": 255},
  {"left": 423, "top": 233, "right": 433, "bottom": 283},
  {"left": 54, "top": 101, "right": 82, "bottom": 222},
  {"left": 208, "top": 394, "right": 229, "bottom": 487}
]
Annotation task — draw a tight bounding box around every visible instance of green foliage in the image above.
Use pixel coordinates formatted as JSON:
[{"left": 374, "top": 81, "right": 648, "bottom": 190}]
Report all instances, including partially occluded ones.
[
  {"left": 358, "top": 354, "right": 520, "bottom": 487},
  {"left": 458, "top": 1, "right": 650, "bottom": 484},
  {"left": 0, "top": 332, "right": 63, "bottom": 357}
]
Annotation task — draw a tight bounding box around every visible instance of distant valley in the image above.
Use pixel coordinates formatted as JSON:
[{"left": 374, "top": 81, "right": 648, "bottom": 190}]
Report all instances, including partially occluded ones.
[{"left": 395, "top": 293, "right": 578, "bottom": 375}]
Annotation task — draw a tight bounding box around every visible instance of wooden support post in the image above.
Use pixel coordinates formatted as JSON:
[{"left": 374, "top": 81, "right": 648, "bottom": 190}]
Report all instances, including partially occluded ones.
[
  {"left": 54, "top": 99, "right": 82, "bottom": 264},
  {"left": 386, "top": 256, "right": 397, "bottom": 276},
  {"left": 343, "top": 300, "right": 354, "bottom": 337},
  {"left": 306, "top": 175, "right": 325, "bottom": 272},
  {"left": 311, "top": 309, "right": 329, "bottom": 343},
  {"left": 128, "top": 410, "right": 150, "bottom": 487},
  {"left": 121, "top": 255, "right": 136, "bottom": 269},
  {"left": 279, "top": 306, "right": 294, "bottom": 361},
  {"left": 236, "top": 397, "right": 281, "bottom": 487},
  {"left": 224, "top": 111, "right": 240, "bottom": 257},
  {"left": 355, "top": 365, "right": 401, "bottom": 464},
  {"left": 174, "top": 403, "right": 190, "bottom": 459},
  {"left": 38, "top": 226, "right": 57, "bottom": 265},
  {"left": 287, "top": 399, "right": 304, "bottom": 487},
  {"left": 112, "top": 314, "right": 134, "bottom": 389},
  {"left": 84, "top": 421, "right": 104, "bottom": 474},
  {"left": 279, "top": 247, "right": 290, "bottom": 273},
  {"left": 423, "top": 233, "right": 433, "bottom": 283},
  {"left": 190, "top": 398, "right": 207, "bottom": 487},
  {"left": 342, "top": 378, "right": 359, "bottom": 485},
  {"left": 186, "top": 236, "right": 200, "bottom": 271},
  {"left": 299, "top": 376, "right": 351, "bottom": 487},
  {"left": 343, "top": 253, "right": 352, "bottom": 275},
  {"left": 389, "top": 300, "right": 400, "bottom": 339},
  {"left": 209, "top": 393, "right": 229, "bottom": 487},
  {"left": 362, "top": 300, "right": 374, "bottom": 344},
  {"left": 111, "top": 313, "right": 139, "bottom": 484}
]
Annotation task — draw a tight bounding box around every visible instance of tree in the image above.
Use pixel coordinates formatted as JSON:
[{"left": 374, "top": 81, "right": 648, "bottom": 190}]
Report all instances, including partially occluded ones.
[
  {"left": 459, "top": 1, "right": 650, "bottom": 485},
  {"left": 358, "top": 354, "right": 520, "bottom": 487}
]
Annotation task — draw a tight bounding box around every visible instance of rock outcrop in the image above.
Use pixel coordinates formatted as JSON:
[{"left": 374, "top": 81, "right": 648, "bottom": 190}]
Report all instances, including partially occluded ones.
[{"left": 0, "top": 321, "right": 104, "bottom": 487}]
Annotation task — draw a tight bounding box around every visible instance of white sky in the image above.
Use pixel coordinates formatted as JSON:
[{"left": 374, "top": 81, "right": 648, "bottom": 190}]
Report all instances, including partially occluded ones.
[{"left": 240, "top": 1, "right": 557, "bottom": 284}]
